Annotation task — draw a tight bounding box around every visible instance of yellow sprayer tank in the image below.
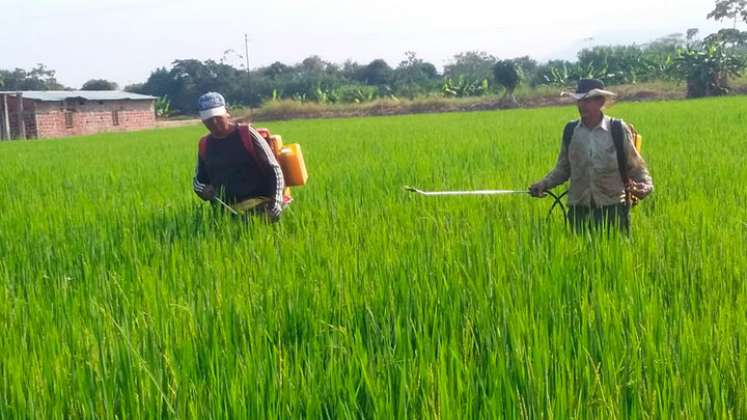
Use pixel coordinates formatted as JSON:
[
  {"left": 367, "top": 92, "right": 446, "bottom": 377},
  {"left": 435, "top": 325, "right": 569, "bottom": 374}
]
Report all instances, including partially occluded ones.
[
  {"left": 279, "top": 144, "right": 308, "bottom": 187},
  {"left": 627, "top": 123, "right": 643, "bottom": 152}
]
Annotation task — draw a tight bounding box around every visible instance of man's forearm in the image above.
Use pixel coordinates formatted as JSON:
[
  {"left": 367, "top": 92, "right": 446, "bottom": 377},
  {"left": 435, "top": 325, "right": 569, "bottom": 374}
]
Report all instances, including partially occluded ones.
[
  {"left": 540, "top": 170, "right": 569, "bottom": 190},
  {"left": 193, "top": 157, "right": 213, "bottom": 199},
  {"left": 539, "top": 142, "right": 571, "bottom": 190}
]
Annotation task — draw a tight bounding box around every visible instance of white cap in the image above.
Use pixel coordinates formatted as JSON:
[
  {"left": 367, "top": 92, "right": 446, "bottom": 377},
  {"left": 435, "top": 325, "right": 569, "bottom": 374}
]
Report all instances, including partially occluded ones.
[{"left": 199, "top": 106, "right": 227, "bottom": 120}]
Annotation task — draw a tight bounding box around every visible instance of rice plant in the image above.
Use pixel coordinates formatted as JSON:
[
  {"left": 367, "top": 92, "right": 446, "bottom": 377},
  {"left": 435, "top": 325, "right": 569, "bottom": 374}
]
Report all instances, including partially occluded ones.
[{"left": 0, "top": 97, "right": 745, "bottom": 418}]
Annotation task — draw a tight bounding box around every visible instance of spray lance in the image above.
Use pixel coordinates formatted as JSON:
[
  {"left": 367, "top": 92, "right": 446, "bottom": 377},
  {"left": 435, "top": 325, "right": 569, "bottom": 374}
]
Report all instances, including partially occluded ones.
[
  {"left": 212, "top": 196, "right": 241, "bottom": 216},
  {"left": 404, "top": 186, "right": 568, "bottom": 219}
]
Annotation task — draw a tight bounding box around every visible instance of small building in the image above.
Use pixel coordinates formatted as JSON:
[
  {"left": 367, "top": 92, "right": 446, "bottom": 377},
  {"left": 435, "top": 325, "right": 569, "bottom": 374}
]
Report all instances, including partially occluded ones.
[{"left": 0, "top": 91, "right": 157, "bottom": 140}]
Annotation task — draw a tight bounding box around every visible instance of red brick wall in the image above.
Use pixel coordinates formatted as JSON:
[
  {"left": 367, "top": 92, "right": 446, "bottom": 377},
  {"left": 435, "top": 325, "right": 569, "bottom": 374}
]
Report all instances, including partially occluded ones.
[{"left": 34, "top": 100, "right": 155, "bottom": 139}]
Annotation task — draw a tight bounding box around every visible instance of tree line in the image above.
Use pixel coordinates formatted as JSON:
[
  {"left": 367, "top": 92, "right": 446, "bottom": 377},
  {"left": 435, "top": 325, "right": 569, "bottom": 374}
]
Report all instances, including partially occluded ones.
[{"left": 128, "top": 27, "right": 747, "bottom": 113}]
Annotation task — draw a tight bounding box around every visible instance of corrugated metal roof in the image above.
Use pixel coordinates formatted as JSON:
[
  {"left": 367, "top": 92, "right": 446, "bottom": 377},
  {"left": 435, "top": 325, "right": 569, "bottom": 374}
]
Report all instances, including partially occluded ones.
[{"left": 0, "top": 90, "right": 157, "bottom": 102}]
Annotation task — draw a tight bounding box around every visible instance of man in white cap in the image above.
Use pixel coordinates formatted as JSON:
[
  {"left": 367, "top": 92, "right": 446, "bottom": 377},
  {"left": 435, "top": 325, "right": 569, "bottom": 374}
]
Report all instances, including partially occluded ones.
[
  {"left": 192, "top": 92, "right": 286, "bottom": 221},
  {"left": 529, "top": 79, "right": 653, "bottom": 233}
]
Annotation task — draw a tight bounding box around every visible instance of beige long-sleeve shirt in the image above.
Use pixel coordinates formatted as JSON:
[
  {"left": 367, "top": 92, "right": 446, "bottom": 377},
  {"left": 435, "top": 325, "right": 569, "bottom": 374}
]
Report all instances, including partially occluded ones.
[{"left": 540, "top": 116, "right": 653, "bottom": 207}]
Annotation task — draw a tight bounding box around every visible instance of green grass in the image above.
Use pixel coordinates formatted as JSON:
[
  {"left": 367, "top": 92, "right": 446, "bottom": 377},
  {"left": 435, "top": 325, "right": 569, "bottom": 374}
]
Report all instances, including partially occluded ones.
[{"left": 1, "top": 97, "right": 746, "bottom": 418}]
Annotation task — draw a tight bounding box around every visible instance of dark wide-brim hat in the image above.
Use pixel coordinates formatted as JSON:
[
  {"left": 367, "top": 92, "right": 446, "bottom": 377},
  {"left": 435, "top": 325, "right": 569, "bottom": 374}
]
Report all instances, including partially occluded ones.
[{"left": 561, "top": 79, "right": 617, "bottom": 103}]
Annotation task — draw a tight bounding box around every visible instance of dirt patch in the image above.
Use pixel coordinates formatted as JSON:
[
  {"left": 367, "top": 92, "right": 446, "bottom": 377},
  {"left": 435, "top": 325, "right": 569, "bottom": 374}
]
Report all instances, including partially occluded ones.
[
  {"left": 622, "top": 90, "right": 662, "bottom": 101},
  {"left": 155, "top": 119, "right": 201, "bottom": 129},
  {"left": 244, "top": 95, "right": 578, "bottom": 122}
]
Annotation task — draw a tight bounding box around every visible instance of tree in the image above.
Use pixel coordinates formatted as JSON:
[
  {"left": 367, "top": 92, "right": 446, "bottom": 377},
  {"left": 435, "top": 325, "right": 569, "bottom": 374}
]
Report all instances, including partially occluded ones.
[
  {"left": 512, "top": 56, "right": 540, "bottom": 86},
  {"left": 492, "top": 60, "right": 521, "bottom": 104},
  {"left": 139, "top": 68, "right": 173, "bottom": 97},
  {"left": 0, "top": 64, "right": 64, "bottom": 90},
  {"left": 706, "top": 27, "right": 747, "bottom": 46},
  {"left": 124, "top": 83, "right": 145, "bottom": 93},
  {"left": 393, "top": 52, "right": 440, "bottom": 98},
  {"left": 687, "top": 28, "right": 701, "bottom": 42},
  {"left": 341, "top": 60, "right": 363, "bottom": 81},
  {"left": 646, "top": 33, "right": 689, "bottom": 53},
  {"left": 81, "top": 79, "right": 118, "bottom": 90},
  {"left": 443, "top": 51, "right": 496, "bottom": 83},
  {"left": 675, "top": 31, "right": 746, "bottom": 97},
  {"left": 136, "top": 59, "right": 245, "bottom": 113},
  {"left": 578, "top": 45, "right": 656, "bottom": 84},
  {"left": 262, "top": 62, "right": 291, "bottom": 80},
  {"left": 300, "top": 55, "right": 328, "bottom": 73},
  {"left": 359, "top": 59, "right": 393, "bottom": 86},
  {"left": 708, "top": 0, "right": 747, "bottom": 25},
  {"left": 28, "top": 64, "right": 64, "bottom": 90}
]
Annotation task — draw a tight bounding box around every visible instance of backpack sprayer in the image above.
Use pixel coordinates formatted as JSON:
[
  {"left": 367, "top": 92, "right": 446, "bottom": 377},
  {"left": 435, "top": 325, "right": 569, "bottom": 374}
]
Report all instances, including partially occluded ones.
[{"left": 404, "top": 186, "right": 568, "bottom": 219}]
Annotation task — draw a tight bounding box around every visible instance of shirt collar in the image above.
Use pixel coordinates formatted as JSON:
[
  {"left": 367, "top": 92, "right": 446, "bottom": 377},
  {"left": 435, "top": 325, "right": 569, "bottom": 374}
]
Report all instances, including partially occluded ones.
[
  {"left": 576, "top": 114, "right": 610, "bottom": 131},
  {"left": 599, "top": 115, "right": 610, "bottom": 131}
]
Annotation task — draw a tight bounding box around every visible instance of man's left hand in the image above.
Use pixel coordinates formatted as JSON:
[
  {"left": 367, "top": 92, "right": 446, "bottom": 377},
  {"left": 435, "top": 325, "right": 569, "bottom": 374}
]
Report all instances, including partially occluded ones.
[{"left": 626, "top": 181, "right": 651, "bottom": 200}]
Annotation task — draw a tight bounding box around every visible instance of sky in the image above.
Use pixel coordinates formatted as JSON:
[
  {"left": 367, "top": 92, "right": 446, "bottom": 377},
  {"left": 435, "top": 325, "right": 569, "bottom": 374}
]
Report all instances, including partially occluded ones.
[{"left": 0, "top": 0, "right": 728, "bottom": 89}]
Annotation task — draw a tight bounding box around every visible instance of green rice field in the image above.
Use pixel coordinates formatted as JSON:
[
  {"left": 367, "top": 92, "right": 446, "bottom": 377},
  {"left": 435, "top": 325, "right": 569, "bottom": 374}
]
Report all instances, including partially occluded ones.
[{"left": 1, "top": 97, "right": 746, "bottom": 418}]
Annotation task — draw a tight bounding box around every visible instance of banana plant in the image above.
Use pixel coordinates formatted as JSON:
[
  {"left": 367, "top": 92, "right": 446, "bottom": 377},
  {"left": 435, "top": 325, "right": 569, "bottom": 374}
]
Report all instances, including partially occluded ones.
[
  {"left": 675, "top": 34, "right": 746, "bottom": 97},
  {"left": 154, "top": 95, "right": 171, "bottom": 118},
  {"left": 441, "top": 76, "right": 489, "bottom": 97}
]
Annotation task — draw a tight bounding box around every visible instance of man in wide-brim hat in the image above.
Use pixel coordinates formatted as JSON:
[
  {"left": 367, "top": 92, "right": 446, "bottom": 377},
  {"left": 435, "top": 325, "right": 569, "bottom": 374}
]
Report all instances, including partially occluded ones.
[{"left": 529, "top": 79, "right": 654, "bottom": 233}]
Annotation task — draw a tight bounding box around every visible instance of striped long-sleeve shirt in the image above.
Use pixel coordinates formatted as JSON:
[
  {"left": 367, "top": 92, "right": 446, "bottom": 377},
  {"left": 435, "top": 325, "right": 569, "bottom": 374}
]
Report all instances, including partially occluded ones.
[{"left": 193, "top": 124, "right": 285, "bottom": 219}]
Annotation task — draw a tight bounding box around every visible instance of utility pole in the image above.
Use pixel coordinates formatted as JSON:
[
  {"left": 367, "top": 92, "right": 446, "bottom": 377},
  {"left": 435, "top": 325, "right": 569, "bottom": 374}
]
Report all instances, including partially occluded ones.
[
  {"left": 244, "top": 33, "right": 250, "bottom": 73},
  {"left": 244, "top": 33, "right": 252, "bottom": 104}
]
